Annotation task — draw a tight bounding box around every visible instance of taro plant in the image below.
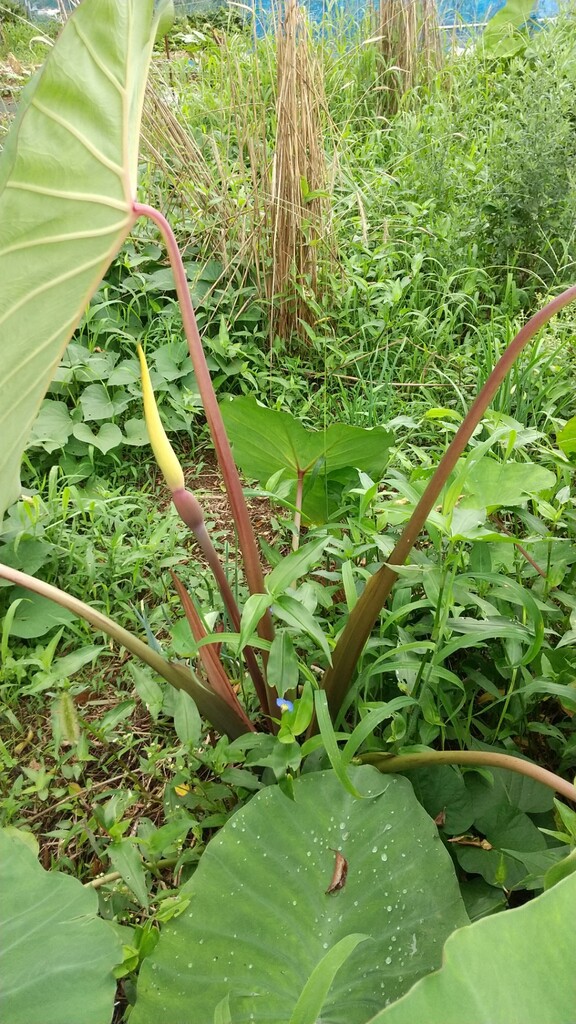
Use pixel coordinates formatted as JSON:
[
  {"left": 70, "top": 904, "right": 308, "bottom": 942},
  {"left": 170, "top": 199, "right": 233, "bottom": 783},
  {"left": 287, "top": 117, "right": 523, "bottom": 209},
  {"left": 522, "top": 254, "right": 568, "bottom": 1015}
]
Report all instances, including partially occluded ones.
[
  {"left": 219, "top": 395, "right": 394, "bottom": 543},
  {"left": 481, "top": 0, "right": 538, "bottom": 59},
  {"left": 1, "top": 0, "right": 576, "bottom": 789},
  {"left": 130, "top": 765, "right": 576, "bottom": 1024},
  {"left": 1, "top": 2, "right": 576, "bottom": 1019},
  {"left": 0, "top": 827, "right": 123, "bottom": 1024},
  {"left": 131, "top": 766, "right": 471, "bottom": 1024}
]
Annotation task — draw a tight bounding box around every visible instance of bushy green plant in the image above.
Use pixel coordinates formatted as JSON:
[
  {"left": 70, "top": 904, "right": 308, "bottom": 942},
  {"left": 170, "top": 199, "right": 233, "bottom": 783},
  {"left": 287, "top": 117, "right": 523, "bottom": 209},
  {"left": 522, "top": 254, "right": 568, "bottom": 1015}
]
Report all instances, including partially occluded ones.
[
  {"left": 0, "top": 0, "right": 25, "bottom": 22},
  {"left": 1, "top": 2, "right": 576, "bottom": 1021},
  {"left": 479, "top": 50, "right": 576, "bottom": 279},
  {"left": 389, "top": 21, "right": 576, "bottom": 287}
]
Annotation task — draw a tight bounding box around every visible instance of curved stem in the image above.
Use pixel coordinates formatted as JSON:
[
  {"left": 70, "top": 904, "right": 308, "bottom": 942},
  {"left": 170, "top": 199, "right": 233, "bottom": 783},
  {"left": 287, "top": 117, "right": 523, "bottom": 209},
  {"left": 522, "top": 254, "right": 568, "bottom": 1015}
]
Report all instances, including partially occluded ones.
[
  {"left": 360, "top": 749, "right": 576, "bottom": 804},
  {"left": 133, "top": 202, "right": 275, "bottom": 716},
  {"left": 322, "top": 283, "right": 576, "bottom": 717},
  {"left": 0, "top": 563, "right": 249, "bottom": 739},
  {"left": 84, "top": 857, "right": 178, "bottom": 889},
  {"left": 171, "top": 570, "right": 258, "bottom": 733}
]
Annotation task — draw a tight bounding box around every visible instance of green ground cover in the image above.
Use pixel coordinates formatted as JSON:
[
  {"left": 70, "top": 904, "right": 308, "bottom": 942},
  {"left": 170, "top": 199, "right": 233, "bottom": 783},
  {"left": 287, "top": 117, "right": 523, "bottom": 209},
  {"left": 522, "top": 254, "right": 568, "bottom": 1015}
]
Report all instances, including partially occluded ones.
[{"left": 1, "top": 2, "right": 575, "bottom": 1022}]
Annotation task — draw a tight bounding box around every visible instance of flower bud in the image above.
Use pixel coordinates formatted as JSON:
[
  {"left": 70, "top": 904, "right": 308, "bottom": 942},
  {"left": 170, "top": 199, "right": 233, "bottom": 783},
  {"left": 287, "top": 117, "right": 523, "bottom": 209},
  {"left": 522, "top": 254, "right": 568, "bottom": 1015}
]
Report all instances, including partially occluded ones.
[
  {"left": 172, "top": 488, "right": 204, "bottom": 532},
  {"left": 137, "top": 343, "right": 185, "bottom": 493}
]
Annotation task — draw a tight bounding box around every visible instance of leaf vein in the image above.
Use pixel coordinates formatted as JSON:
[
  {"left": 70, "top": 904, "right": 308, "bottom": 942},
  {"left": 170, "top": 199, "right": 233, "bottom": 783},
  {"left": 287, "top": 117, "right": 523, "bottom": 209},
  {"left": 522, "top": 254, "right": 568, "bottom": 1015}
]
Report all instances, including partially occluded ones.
[
  {"left": 71, "top": 19, "right": 127, "bottom": 97},
  {"left": 0, "top": 251, "right": 119, "bottom": 330},
  {"left": 0, "top": 220, "right": 131, "bottom": 258},
  {"left": 4, "top": 181, "right": 129, "bottom": 211},
  {"left": 30, "top": 98, "right": 125, "bottom": 178}
]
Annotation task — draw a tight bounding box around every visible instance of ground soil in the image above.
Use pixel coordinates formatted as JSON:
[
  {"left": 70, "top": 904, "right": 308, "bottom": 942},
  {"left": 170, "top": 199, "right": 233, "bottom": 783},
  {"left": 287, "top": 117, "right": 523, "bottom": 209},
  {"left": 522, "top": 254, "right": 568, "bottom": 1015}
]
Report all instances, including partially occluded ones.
[{"left": 189, "top": 452, "right": 280, "bottom": 554}]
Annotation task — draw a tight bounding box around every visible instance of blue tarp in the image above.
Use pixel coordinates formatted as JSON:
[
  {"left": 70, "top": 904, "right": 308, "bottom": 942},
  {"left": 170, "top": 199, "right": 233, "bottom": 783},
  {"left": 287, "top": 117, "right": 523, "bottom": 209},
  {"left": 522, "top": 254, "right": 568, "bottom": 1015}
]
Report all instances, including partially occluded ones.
[
  {"left": 174, "top": 0, "right": 559, "bottom": 23},
  {"left": 24, "top": 0, "right": 560, "bottom": 27}
]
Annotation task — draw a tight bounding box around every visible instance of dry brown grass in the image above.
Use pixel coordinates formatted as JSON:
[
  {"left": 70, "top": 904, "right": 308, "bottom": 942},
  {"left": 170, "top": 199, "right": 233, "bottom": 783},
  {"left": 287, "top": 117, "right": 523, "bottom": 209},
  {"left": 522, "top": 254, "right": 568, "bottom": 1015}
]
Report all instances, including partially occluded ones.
[
  {"left": 52, "top": 0, "right": 442, "bottom": 348},
  {"left": 378, "top": 0, "right": 442, "bottom": 110},
  {"left": 141, "top": 84, "right": 230, "bottom": 263},
  {"left": 140, "top": 0, "right": 441, "bottom": 348},
  {"left": 140, "top": 2, "right": 335, "bottom": 346},
  {"left": 269, "top": 0, "right": 329, "bottom": 340},
  {"left": 141, "top": 65, "right": 270, "bottom": 324}
]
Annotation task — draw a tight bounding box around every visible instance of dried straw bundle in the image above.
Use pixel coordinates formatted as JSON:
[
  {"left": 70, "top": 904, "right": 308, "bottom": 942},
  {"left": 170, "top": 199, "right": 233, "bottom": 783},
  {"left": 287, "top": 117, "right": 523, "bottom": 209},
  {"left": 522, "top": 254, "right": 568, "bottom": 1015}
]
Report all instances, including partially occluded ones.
[
  {"left": 378, "top": 0, "right": 442, "bottom": 110},
  {"left": 141, "top": 85, "right": 230, "bottom": 263},
  {"left": 271, "top": 0, "right": 328, "bottom": 341},
  {"left": 141, "top": 41, "right": 273, "bottom": 317},
  {"left": 419, "top": 0, "right": 443, "bottom": 80}
]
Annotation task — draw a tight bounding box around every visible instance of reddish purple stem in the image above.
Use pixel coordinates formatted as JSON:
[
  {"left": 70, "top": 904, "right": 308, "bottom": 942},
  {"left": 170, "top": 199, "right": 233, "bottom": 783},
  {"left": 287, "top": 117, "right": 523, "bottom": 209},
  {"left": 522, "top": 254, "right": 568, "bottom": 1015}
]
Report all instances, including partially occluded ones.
[{"left": 133, "top": 202, "right": 276, "bottom": 717}]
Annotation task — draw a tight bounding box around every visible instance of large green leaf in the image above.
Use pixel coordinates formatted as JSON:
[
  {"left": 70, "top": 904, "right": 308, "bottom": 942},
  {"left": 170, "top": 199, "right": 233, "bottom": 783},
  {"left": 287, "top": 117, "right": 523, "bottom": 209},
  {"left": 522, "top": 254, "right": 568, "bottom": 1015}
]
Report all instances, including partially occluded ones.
[
  {"left": 460, "top": 459, "right": 555, "bottom": 510},
  {"left": 0, "top": 828, "right": 122, "bottom": 1024},
  {"left": 132, "top": 767, "right": 468, "bottom": 1024},
  {"left": 452, "top": 768, "right": 554, "bottom": 889},
  {"left": 6, "top": 587, "right": 76, "bottom": 637},
  {"left": 220, "top": 397, "right": 394, "bottom": 521},
  {"left": 0, "top": 0, "right": 171, "bottom": 520},
  {"left": 369, "top": 872, "right": 576, "bottom": 1023},
  {"left": 26, "top": 399, "right": 74, "bottom": 452},
  {"left": 403, "top": 765, "right": 475, "bottom": 836},
  {"left": 481, "top": 0, "right": 537, "bottom": 57},
  {"left": 557, "top": 415, "right": 576, "bottom": 457}
]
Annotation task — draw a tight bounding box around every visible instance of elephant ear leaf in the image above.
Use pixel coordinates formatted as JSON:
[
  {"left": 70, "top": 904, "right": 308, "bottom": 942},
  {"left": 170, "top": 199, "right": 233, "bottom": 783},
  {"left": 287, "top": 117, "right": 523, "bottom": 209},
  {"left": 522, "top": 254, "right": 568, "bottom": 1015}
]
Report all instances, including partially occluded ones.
[
  {"left": 0, "top": 827, "right": 123, "bottom": 1024},
  {"left": 369, "top": 871, "right": 576, "bottom": 1024},
  {"left": 132, "top": 767, "right": 468, "bottom": 1024},
  {"left": 0, "top": 0, "right": 172, "bottom": 521}
]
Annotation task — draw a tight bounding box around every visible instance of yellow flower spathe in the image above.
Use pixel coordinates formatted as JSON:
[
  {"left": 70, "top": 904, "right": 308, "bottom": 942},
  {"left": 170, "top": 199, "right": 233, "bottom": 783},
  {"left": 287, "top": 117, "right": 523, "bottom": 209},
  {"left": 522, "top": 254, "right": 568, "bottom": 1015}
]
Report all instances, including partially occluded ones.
[{"left": 137, "top": 344, "right": 185, "bottom": 493}]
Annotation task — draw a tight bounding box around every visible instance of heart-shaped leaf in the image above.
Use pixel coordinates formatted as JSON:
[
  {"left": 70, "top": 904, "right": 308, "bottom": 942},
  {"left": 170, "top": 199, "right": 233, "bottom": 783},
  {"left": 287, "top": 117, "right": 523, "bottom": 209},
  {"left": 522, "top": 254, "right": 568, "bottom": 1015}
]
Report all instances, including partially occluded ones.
[
  {"left": 220, "top": 397, "right": 393, "bottom": 502},
  {"left": 0, "top": 828, "right": 122, "bottom": 1024},
  {"left": 461, "top": 459, "right": 555, "bottom": 509},
  {"left": 25, "top": 399, "right": 74, "bottom": 452},
  {"left": 72, "top": 421, "right": 123, "bottom": 453},
  {"left": 7, "top": 589, "right": 76, "bottom": 638},
  {"left": 132, "top": 766, "right": 468, "bottom": 1024}
]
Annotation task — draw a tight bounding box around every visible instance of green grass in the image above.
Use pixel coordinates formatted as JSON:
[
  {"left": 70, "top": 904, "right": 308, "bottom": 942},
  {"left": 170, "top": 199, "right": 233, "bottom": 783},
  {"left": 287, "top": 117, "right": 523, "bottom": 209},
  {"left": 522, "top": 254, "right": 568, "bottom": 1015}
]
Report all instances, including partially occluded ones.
[
  {"left": 0, "top": 4, "right": 56, "bottom": 70},
  {"left": 1, "top": 2, "right": 576, "bottom": 960}
]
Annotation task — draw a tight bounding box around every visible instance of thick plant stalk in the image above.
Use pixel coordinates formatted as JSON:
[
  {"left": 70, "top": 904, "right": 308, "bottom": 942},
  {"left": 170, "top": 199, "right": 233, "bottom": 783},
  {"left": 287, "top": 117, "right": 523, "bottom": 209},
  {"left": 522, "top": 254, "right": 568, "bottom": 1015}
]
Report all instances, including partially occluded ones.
[
  {"left": 292, "top": 470, "right": 305, "bottom": 551},
  {"left": 133, "top": 202, "right": 275, "bottom": 717},
  {"left": 171, "top": 540, "right": 269, "bottom": 714},
  {"left": 361, "top": 749, "right": 576, "bottom": 804},
  {"left": 138, "top": 341, "right": 241, "bottom": 624},
  {"left": 0, "top": 563, "right": 249, "bottom": 740},
  {"left": 171, "top": 571, "right": 258, "bottom": 732},
  {"left": 322, "top": 283, "right": 576, "bottom": 717},
  {"left": 137, "top": 344, "right": 268, "bottom": 710}
]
